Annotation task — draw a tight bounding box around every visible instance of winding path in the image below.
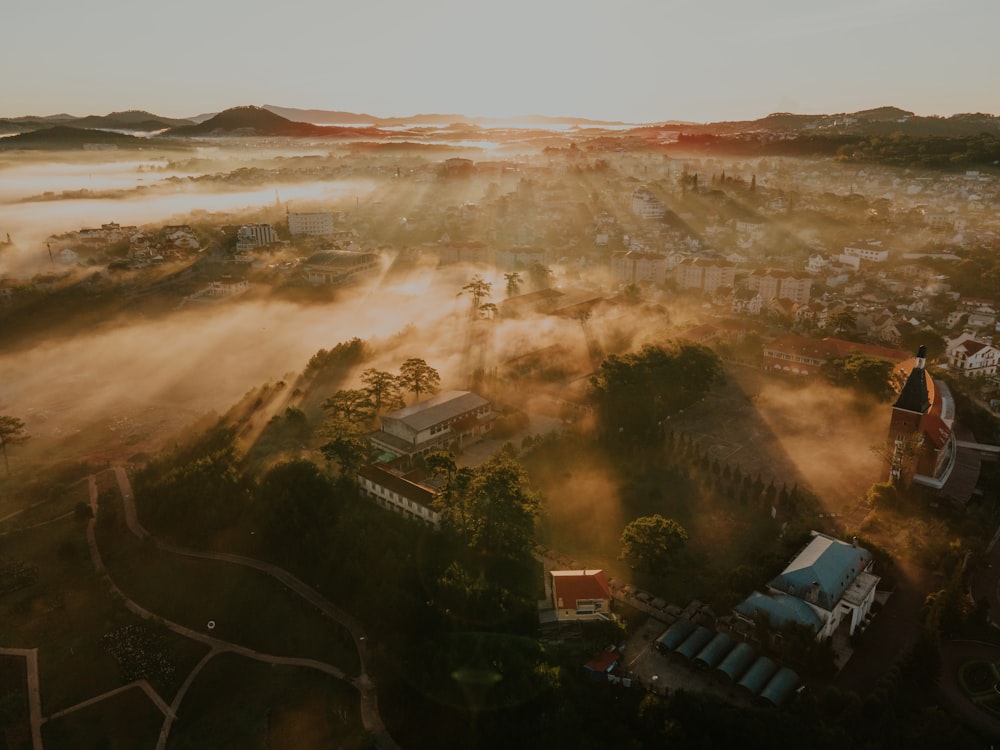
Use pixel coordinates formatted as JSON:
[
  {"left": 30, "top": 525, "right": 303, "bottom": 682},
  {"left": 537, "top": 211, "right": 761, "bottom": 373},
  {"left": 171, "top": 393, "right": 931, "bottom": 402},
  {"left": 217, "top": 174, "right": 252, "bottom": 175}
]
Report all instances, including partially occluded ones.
[{"left": 87, "top": 467, "right": 399, "bottom": 750}]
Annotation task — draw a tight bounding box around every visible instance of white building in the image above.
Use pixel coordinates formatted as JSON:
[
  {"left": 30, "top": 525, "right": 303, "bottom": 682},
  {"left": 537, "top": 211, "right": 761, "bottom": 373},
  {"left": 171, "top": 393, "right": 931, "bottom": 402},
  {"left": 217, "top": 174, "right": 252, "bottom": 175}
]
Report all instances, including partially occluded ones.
[
  {"left": 947, "top": 333, "right": 999, "bottom": 377},
  {"left": 612, "top": 250, "right": 667, "bottom": 285},
  {"left": 236, "top": 223, "right": 278, "bottom": 251},
  {"left": 288, "top": 211, "right": 335, "bottom": 237},
  {"left": 631, "top": 187, "right": 666, "bottom": 219},
  {"left": 357, "top": 464, "right": 441, "bottom": 527},
  {"left": 843, "top": 241, "right": 889, "bottom": 263},
  {"left": 748, "top": 269, "right": 812, "bottom": 305},
  {"left": 674, "top": 257, "right": 736, "bottom": 294},
  {"left": 302, "top": 250, "right": 379, "bottom": 285},
  {"left": 369, "top": 391, "right": 494, "bottom": 460}
]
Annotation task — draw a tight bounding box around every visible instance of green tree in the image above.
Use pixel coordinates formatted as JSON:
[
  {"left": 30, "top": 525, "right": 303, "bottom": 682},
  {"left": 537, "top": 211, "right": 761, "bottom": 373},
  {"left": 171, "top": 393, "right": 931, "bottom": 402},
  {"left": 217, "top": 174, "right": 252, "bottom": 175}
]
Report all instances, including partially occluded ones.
[
  {"left": 360, "top": 368, "right": 404, "bottom": 414},
  {"left": 398, "top": 358, "right": 441, "bottom": 401},
  {"left": 527, "top": 261, "right": 552, "bottom": 290},
  {"left": 440, "top": 455, "right": 539, "bottom": 560},
  {"left": 0, "top": 415, "right": 29, "bottom": 475},
  {"left": 255, "top": 459, "right": 340, "bottom": 549},
  {"left": 620, "top": 514, "right": 688, "bottom": 575},
  {"left": 319, "top": 435, "right": 369, "bottom": 478}
]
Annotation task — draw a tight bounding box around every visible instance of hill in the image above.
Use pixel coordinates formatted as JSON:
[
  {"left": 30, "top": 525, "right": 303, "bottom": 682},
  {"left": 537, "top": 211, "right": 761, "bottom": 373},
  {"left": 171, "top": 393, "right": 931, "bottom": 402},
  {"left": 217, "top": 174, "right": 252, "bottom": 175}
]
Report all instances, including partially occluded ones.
[
  {"left": 260, "top": 104, "right": 634, "bottom": 128},
  {"left": 71, "top": 110, "right": 195, "bottom": 131},
  {"left": 162, "top": 106, "right": 383, "bottom": 138},
  {"left": 0, "top": 126, "right": 152, "bottom": 150}
]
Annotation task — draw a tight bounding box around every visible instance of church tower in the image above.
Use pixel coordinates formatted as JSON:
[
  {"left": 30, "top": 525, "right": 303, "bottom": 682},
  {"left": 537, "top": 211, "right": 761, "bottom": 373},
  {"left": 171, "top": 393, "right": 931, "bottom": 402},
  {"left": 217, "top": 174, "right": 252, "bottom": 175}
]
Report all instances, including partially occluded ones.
[{"left": 886, "top": 346, "right": 930, "bottom": 481}]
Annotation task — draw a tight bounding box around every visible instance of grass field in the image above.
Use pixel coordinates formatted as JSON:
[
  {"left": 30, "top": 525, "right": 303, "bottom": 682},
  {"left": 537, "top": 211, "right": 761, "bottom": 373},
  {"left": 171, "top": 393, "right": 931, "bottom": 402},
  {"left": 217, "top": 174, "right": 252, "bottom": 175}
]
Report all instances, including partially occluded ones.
[
  {"left": 164, "top": 653, "right": 369, "bottom": 750},
  {"left": 41, "top": 683, "right": 163, "bottom": 750},
  {"left": 95, "top": 472, "right": 360, "bottom": 675}
]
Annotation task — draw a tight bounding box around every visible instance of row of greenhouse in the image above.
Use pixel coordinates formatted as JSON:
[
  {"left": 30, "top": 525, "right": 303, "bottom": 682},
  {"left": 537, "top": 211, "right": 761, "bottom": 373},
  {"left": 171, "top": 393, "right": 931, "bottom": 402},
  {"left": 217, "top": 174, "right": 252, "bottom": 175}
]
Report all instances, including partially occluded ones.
[{"left": 655, "top": 617, "right": 801, "bottom": 707}]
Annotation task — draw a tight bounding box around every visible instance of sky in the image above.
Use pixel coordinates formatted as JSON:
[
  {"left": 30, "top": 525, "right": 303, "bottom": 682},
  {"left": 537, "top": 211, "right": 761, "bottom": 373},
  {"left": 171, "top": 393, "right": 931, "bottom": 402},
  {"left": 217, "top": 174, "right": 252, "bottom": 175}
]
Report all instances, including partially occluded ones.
[{"left": 3, "top": 0, "right": 998, "bottom": 123}]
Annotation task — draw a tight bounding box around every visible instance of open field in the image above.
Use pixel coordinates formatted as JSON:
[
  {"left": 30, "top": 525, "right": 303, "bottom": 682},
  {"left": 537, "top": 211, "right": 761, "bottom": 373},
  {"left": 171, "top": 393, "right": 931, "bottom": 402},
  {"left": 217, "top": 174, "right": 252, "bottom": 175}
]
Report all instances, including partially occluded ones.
[
  {"left": 164, "top": 652, "right": 368, "bottom": 750},
  {"left": 41, "top": 686, "right": 163, "bottom": 750}
]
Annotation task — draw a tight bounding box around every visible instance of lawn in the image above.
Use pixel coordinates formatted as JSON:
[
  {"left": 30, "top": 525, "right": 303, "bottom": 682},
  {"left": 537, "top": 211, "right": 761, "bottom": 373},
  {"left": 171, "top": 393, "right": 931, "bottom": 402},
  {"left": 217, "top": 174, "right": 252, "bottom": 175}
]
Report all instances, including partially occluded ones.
[
  {"left": 0, "top": 511, "right": 210, "bottom": 713},
  {"left": 95, "top": 474, "right": 360, "bottom": 675},
  {"left": 165, "top": 652, "right": 369, "bottom": 750},
  {"left": 41, "top": 684, "right": 163, "bottom": 750}
]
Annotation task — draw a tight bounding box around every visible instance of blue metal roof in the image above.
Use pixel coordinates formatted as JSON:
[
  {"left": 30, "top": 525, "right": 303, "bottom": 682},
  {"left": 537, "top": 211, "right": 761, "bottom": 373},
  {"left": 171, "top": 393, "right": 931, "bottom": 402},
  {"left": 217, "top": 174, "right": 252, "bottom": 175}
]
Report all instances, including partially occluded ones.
[
  {"left": 656, "top": 617, "right": 695, "bottom": 651},
  {"left": 767, "top": 534, "right": 872, "bottom": 612},
  {"left": 759, "top": 666, "right": 800, "bottom": 707},
  {"left": 716, "top": 641, "right": 757, "bottom": 682},
  {"left": 675, "top": 625, "right": 714, "bottom": 660},
  {"left": 693, "top": 632, "right": 735, "bottom": 669},
  {"left": 737, "top": 656, "right": 778, "bottom": 695},
  {"left": 735, "top": 591, "right": 823, "bottom": 631}
]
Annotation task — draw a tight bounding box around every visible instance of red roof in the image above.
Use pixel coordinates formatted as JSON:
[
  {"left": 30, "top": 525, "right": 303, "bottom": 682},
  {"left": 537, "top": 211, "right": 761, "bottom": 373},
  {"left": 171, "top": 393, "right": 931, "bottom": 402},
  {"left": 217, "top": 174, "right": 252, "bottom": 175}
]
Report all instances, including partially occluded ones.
[
  {"left": 584, "top": 650, "right": 619, "bottom": 673},
  {"left": 552, "top": 570, "right": 611, "bottom": 609}
]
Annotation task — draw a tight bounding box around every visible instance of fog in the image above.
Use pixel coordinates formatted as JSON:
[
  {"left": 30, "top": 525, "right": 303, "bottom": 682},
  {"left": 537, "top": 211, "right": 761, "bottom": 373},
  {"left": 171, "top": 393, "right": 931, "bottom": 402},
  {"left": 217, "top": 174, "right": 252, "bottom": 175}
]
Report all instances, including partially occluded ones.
[{"left": 0, "top": 143, "right": 904, "bottom": 516}]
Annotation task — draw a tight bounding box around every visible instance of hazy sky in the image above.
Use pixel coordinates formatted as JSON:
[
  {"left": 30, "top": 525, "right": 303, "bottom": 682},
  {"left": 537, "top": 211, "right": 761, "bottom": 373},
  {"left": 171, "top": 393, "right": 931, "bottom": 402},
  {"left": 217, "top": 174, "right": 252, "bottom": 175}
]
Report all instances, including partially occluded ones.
[{"left": 4, "top": 0, "right": 997, "bottom": 122}]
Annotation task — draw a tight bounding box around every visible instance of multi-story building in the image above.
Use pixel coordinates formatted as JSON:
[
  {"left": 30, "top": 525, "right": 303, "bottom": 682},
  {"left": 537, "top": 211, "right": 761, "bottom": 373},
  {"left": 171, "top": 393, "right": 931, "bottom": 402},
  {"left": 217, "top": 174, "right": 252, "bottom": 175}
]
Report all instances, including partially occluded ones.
[
  {"left": 946, "top": 333, "right": 999, "bottom": 377},
  {"left": 302, "top": 250, "right": 379, "bottom": 285},
  {"left": 763, "top": 334, "right": 908, "bottom": 376},
  {"left": 357, "top": 464, "right": 441, "bottom": 527},
  {"left": 236, "top": 223, "right": 278, "bottom": 251},
  {"left": 369, "top": 391, "right": 494, "bottom": 461},
  {"left": 631, "top": 187, "right": 666, "bottom": 219},
  {"left": 612, "top": 250, "right": 667, "bottom": 286},
  {"left": 674, "top": 257, "right": 736, "bottom": 294},
  {"left": 843, "top": 241, "right": 889, "bottom": 263},
  {"left": 748, "top": 269, "right": 813, "bottom": 305},
  {"left": 288, "top": 211, "right": 335, "bottom": 237}
]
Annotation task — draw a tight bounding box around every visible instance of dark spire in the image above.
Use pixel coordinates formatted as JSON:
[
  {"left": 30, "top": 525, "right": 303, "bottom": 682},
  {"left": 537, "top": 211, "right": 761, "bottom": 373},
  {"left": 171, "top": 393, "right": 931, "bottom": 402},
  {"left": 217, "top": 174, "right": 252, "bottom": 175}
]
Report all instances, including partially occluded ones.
[{"left": 893, "top": 346, "right": 930, "bottom": 413}]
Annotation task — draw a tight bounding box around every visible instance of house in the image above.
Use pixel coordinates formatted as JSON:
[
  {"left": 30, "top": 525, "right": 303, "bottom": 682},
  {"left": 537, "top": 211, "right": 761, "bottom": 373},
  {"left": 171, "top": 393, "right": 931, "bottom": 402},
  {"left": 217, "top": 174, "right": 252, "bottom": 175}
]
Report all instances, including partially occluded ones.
[
  {"left": 551, "top": 569, "right": 612, "bottom": 621},
  {"left": 735, "top": 532, "right": 880, "bottom": 640},
  {"left": 947, "top": 333, "right": 999, "bottom": 377},
  {"left": 843, "top": 240, "right": 889, "bottom": 263},
  {"left": 357, "top": 464, "right": 440, "bottom": 527},
  {"left": 368, "top": 391, "right": 494, "bottom": 461}
]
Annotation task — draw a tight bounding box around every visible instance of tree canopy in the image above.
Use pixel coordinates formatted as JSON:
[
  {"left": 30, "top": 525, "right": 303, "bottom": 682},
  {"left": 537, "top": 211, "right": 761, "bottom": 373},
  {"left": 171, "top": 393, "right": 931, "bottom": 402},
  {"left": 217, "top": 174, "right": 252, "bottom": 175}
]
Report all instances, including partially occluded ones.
[
  {"left": 620, "top": 514, "right": 688, "bottom": 575},
  {"left": 589, "top": 343, "right": 723, "bottom": 439},
  {"left": 398, "top": 357, "right": 441, "bottom": 401}
]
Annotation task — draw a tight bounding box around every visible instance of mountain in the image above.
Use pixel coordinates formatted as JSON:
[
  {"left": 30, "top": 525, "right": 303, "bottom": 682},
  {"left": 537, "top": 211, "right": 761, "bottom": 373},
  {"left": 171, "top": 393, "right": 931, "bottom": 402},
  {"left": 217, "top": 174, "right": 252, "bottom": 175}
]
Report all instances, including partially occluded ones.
[
  {"left": 71, "top": 110, "right": 195, "bottom": 131},
  {"left": 162, "top": 106, "right": 382, "bottom": 138},
  {"left": 259, "top": 104, "right": 634, "bottom": 128},
  {"left": 0, "top": 126, "right": 151, "bottom": 150}
]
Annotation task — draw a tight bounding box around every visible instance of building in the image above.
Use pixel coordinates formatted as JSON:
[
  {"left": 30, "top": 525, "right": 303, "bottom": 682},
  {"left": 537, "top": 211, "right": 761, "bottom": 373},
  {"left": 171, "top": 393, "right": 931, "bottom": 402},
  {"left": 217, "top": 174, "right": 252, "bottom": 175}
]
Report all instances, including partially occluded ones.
[
  {"left": 843, "top": 241, "right": 889, "bottom": 263},
  {"left": 236, "top": 223, "right": 278, "bottom": 251},
  {"left": 735, "top": 532, "right": 880, "bottom": 641},
  {"left": 886, "top": 347, "right": 979, "bottom": 504},
  {"left": 947, "top": 333, "right": 1000, "bottom": 377},
  {"left": 612, "top": 250, "right": 667, "bottom": 286},
  {"left": 302, "top": 250, "right": 379, "bottom": 285},
  {"left": 631, "top": 187, "right": 666, "bottom": 219},
  {"left": 369, "top": 391, "right": 494, "bottom": 461},
  {"left": 288, "top": 211, "right": 335, "bottom": 237},
  {"left": 762, "top": 334, "right": 908, "bottom": 376},
  {"left": 438, "top": 241, "right": 490, "bottom": 265},
  {"left": 205, "top": 277, "right": 249, "bottom": 297},
  {"left": 674, "top": 257, "right": 736, "bottom": 294},
  {"left": 748, "top": 269, "right": 813, "bottom": 305},
  {"left": 357, "top": 464, "right": 441, "bottom": 527},
  {"left": 550, "top": 569, "right": 612, "bottom": 621}
]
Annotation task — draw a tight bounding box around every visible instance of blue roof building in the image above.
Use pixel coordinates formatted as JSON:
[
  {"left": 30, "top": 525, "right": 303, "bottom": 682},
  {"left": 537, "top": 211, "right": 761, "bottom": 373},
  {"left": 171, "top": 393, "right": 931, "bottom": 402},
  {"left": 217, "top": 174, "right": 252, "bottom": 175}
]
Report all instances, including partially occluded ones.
[
  {"left": 759, "top": 666, "right": 801, "bottom": 707},
  {"left": 675, "top": 625, "right": 714, "bottom": 660},
  {"left": 656, "top": 617, "right": 695, "bottom": 652},
  {"left": 716, "top": 641, "right": 757, "bottom": 682},
  {"left": 734, "top": 591, "right": 823, "bottom": 632},
  {"left": 693, "top": 632, "right": 735, "bottom": 669},
  {"left": 737, "top": 656, "right": 778, "bottom": 695}
]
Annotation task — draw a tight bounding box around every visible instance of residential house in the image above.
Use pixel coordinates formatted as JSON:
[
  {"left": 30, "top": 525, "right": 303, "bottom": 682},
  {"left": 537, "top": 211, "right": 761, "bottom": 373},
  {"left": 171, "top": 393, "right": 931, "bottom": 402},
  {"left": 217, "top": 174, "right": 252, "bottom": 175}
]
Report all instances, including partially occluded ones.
[
  {"left": 735, "top": 532, "right": 880, "bottom": 641},
  {"left": 946, "top": 333, "right": 999, "bottom": 377},
  {"left": 551, "top": 569, "right": 613, "bottom": 621}
]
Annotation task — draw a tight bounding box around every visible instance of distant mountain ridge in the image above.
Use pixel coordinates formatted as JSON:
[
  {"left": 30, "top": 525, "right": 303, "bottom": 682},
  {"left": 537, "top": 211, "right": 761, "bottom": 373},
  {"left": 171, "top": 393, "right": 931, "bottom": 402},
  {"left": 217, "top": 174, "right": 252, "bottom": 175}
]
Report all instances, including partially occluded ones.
[
  {"left": 161, "top": 106, "right": 382, "bottom": 138},
  {"left": 0, "top": 126, "right": 151, "bottom": 150}
]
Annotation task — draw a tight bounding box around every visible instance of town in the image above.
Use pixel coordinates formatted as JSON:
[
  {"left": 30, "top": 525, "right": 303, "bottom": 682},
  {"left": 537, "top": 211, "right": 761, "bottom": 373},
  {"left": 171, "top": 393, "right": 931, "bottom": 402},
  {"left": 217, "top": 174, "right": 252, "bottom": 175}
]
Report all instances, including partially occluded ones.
[{"left": 2, "top": 105, "right": 1000, "bottom": 749}]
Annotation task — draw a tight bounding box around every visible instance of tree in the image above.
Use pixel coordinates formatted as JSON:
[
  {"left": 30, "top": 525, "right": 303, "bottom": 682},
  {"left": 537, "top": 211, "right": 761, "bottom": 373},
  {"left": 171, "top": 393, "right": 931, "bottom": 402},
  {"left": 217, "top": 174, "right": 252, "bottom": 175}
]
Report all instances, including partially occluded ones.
[
  {"left": 829, "top": 310, "right": 857, "bottom": 335},
  {"left": 360, "top": 368, "right": 404, "bottom": 414},
  {"left": 322, "top": 389, "right": 374, "bottom": 433},
  {"left": 0, "top": 416, "right": 29, "bottom": 475},
  {"left": 255, "top": 459, "right": 339, "bottom": 548},
  {"left": 460, "top": 275, "right": 492, "bottom": 317},
  {"left": 527, "top": 261, "right": 552, "bottom": 291},
  {"left": 398, "top": 358, "right": 441, "bottom": 401},
  {"left": 438, "top": 454, "right": 539, "bottom": 560},
  {"left": 320, "top": 435, "right": 369, "bottom": 478},
  {"left": 620, "top": 514, "right": 688, "bottom": 575},
  {"left": 504, "top": 271, "right": 522, "bottom": 297}
]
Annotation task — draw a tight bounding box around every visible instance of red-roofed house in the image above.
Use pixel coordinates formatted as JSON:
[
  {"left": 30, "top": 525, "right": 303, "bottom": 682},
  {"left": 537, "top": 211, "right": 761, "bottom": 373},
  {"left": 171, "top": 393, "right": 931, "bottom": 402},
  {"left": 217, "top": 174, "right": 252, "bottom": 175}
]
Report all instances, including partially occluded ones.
[
  {"left": 551, "top": 570, "right": 612, "bottom": 621},
  {"left": 763, "top": 334, "right": 909, "bottom": 376}
]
